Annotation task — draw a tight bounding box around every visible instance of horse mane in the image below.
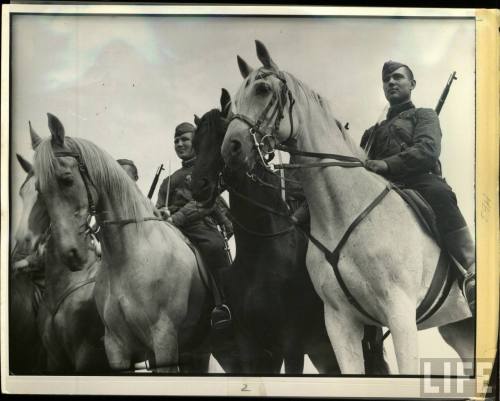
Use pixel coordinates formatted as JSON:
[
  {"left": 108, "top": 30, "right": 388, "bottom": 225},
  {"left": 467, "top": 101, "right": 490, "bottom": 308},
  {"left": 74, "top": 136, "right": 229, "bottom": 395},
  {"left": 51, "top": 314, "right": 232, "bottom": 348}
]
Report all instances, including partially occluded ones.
[
  {"left": 194, "top": 108, "right": 227, "bottom": 146},
  {"left": 34, "top": 137, "right": 154, "bottom": 222},
  {"left": 283, "top": 71, "right": 366, "bottom": 161}
]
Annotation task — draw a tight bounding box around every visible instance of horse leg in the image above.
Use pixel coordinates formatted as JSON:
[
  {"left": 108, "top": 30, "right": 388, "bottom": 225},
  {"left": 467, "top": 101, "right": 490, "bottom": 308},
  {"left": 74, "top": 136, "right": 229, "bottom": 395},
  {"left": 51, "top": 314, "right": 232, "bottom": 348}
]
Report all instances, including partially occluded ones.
[
  {"left": 104, "top": 329, "right": 131, "bottom": 372},
  {"left": 74, "top": 341, "right": 109, "bottom": 374},
  {"left": 307, "top": 339, "right": 341, "bottom": 374},
  {"left": 324, "top": 305, "right": 365, "bottom": 374},
  {"left": 386, "top": 297, "right": 419, "bottom": 374},
  {"left": 438, "top": 318, "right": 475, "bottom": 375},
  {"left": 179, "top": 350, "right": 210, "bottom": 374},
  {"left": 284, "top": 352, "right": 304, "bottom": 374},
  {"left": 151, "top": 320, "right": 180, "bottom": 373}
]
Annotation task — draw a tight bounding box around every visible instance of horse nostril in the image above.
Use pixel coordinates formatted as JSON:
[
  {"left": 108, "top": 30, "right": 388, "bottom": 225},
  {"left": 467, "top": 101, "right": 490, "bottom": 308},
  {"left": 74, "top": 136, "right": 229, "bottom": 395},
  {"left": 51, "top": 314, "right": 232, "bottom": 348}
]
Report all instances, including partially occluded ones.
[{"left": 230, "top": 140, "right": 242, "bottom": 155}]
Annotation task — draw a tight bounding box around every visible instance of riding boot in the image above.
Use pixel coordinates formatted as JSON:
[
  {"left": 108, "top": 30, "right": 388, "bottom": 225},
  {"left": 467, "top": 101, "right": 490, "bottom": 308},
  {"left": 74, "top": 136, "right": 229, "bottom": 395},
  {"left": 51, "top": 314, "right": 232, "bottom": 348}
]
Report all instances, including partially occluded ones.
[
  {"left": 208, "top": 269, "right": 232, "bottom": 330},
  {"left": 443, "top": 226, "right": 476, "bottom": 315}
]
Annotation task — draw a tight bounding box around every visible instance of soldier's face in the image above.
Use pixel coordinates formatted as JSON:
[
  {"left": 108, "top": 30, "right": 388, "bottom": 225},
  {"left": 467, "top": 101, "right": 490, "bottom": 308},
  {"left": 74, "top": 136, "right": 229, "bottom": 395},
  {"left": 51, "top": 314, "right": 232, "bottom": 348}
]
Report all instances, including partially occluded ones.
[
  {"left": 383, "top": 67, "right": 416, "bottom": 106},
  {"left": 174, "top": 132, "right": 196, "bottom": 160}
]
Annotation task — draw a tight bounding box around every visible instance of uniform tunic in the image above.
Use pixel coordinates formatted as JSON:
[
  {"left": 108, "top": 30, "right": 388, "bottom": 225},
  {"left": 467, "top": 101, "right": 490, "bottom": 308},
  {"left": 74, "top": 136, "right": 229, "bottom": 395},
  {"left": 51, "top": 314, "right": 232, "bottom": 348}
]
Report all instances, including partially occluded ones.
[
  {"left": 360, "top": 101, "right": 466, "bottom": 235},
  {"left": 156, "top": 157, "right": 232, "bottom": 269}
]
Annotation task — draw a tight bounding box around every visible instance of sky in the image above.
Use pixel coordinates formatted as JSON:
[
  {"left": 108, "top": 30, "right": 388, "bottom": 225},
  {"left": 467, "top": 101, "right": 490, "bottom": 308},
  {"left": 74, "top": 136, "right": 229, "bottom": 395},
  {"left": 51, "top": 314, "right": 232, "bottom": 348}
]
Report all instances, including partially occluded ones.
[{"left": 8, "top": 12, "right": 476, "bottom": 373}]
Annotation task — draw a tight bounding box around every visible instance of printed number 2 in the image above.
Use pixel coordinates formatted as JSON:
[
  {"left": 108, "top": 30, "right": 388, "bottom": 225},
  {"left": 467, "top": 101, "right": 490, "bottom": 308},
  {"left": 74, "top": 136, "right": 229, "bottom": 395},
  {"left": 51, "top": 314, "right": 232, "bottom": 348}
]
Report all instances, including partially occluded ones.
[{"left": 241, "top": 384, "right": 250, "bottom": 392}]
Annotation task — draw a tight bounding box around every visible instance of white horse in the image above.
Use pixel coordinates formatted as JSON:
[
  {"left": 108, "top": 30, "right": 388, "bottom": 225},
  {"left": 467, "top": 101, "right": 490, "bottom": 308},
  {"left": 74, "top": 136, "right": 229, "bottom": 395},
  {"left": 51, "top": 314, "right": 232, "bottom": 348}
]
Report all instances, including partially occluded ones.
[
  {"left": 221, "top": 40, "right": 474, "bottom": 374},
  {"left": 32, "top": 114, "right": 237, "bottom": 373}
]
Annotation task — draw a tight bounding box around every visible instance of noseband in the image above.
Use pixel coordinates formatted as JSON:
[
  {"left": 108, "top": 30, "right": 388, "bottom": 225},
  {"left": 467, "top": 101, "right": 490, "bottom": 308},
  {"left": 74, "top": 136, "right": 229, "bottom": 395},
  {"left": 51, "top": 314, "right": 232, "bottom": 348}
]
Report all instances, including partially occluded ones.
[{"left": 230, "top": 70, "right": 296, "bottom": 167}]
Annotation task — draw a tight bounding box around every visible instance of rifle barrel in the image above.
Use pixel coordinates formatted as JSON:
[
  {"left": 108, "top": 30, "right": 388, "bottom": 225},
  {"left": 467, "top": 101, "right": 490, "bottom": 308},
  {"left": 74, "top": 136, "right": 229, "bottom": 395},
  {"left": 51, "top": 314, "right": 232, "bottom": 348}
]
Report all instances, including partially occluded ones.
[{"left": 435, "top": 71, "right": 457, "bottom": 115}]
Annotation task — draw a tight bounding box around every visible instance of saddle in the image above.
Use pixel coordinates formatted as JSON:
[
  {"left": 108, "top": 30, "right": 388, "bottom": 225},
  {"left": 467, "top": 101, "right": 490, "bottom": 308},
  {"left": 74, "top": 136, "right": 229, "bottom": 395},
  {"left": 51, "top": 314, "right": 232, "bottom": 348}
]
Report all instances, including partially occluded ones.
[
  {"left": 165, "top": 222, "right": 214, "bottom": 298},
  {"left": 392, "top": 186, "right": 442, "bottom": 246},
  {"left": 392, "top": 185, "right": 456, "bottom": 324}
]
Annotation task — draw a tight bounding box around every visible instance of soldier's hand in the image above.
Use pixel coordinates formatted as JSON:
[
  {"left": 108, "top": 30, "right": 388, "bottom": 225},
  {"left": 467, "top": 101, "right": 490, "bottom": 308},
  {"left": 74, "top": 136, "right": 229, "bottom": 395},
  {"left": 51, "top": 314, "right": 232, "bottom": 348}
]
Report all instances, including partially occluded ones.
[
  {"left": 158, "top": 207, "right": 171, "bottom": 220},
  {"left": 365, "top": 159, "right": 389, "bottom": 174}
]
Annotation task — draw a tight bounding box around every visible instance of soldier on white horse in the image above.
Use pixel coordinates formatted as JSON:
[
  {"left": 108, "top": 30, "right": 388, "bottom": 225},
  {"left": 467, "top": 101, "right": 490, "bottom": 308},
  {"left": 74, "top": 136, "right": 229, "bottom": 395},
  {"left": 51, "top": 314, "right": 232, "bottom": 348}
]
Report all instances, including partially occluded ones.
[{"left": 361, "top": 61, "right": 475, "bottom": 314}]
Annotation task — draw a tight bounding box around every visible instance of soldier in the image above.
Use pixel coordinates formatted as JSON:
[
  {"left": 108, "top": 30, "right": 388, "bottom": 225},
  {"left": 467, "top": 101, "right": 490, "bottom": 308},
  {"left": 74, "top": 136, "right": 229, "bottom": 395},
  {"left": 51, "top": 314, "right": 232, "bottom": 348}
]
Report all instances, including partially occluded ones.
[
  {"left": 156, "top": 122, "right": 234, "bottom": 330},
  {"left": 117, "top": 158, "right": 139, "bottom": 182},
  {"left": 360, "top": 60, "right": 476, "bottom": 314}
]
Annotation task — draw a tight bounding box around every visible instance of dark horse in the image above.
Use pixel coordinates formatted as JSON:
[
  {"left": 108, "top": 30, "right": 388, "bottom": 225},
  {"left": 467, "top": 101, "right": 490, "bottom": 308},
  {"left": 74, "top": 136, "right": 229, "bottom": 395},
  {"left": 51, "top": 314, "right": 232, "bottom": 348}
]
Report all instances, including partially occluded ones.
[
  {"left": 191, "top": 90, "right": 388, "bottom": 374},
  {"left": 10, "top": 155, "right": 47, "bottom": 374}
]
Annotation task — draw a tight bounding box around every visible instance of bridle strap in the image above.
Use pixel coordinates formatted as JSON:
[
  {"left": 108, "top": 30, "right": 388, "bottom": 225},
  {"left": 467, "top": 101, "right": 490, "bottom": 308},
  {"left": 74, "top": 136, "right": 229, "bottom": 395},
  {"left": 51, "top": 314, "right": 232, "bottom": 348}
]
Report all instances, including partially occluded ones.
[
  {"left": 54, "top": 150, "right": 97, "bottom": 216},
  {"left": 53, "top": 150, "right": 162, "bottom": 229},
  {"left": 275, "top": 144, "right": 364, "bottom": 163},
  {"left": 101, "top": 216, "right": 164, "bottom": 226},
  {"left": 273, "top": 161, "right": 364, "bottom": 170}
]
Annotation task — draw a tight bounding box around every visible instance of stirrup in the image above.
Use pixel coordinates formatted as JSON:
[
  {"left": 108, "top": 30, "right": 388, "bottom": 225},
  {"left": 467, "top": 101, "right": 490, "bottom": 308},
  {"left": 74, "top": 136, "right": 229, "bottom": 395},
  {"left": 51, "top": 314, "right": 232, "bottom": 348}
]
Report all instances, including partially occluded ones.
[
  {"left": 462, "top": 271, "right": 476, "bottom": 314},
  {"left": 210, "top": 304, "right": 232, "bottom": 330}
]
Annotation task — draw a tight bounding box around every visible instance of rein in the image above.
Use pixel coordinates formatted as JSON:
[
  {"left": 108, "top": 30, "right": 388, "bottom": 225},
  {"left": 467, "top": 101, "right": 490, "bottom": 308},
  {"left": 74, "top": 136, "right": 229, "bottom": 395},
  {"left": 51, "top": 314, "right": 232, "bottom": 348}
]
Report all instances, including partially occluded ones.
[{"left": 220, "top": 171, "right": 296, "bottom": 238}]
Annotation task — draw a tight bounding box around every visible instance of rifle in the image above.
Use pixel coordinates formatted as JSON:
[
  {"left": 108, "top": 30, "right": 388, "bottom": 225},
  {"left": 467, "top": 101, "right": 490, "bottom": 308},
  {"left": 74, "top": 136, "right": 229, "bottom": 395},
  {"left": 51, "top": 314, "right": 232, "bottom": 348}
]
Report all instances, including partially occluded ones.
[
  {"left": 435, "top": 71, "right": 457, "bottom": 115},
  {"left": 219, "top": 225, "right": 233, "bottom": 264},
  {"left": 147, "top": 164, "right": 165, "bottom": 199}
]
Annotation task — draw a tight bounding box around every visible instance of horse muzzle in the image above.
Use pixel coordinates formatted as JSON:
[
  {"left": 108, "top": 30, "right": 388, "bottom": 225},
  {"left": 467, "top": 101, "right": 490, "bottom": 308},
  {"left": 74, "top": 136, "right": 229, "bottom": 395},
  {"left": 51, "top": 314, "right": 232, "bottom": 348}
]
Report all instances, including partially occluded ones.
[{"left": 221, "top": 128, "right": 255, "bottom": 173}]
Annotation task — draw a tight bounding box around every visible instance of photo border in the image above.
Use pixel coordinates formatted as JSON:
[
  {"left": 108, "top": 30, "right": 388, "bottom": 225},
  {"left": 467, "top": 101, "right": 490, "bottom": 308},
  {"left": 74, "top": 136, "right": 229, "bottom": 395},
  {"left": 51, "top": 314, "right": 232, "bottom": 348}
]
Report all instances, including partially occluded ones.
[{"left": 1, "top": 4, "right": 497, "bottom": 398}]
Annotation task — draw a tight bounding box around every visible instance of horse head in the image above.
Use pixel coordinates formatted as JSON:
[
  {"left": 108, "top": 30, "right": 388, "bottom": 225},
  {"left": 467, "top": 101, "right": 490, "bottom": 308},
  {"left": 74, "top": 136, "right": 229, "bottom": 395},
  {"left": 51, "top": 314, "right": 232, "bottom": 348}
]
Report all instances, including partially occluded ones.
[
  {"left": 191, "top": 88, "right": 232, "bottom": 205},
  {"left": 31, "top": 114, "right": 96, "bottom": 271},
  {"left": 222, "top": 40, "right": 300, "bottom": 173},
  {"left": 13, "top": 154, "right": 50, "bottom": 261}
]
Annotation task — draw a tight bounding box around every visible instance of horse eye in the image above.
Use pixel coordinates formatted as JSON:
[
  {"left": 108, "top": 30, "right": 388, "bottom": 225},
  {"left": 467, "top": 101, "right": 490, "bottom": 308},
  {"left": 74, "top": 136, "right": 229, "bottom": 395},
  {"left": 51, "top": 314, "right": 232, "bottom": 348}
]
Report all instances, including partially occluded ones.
[{"left": 255, "top": 82, "right": 271, "bottom": 96}]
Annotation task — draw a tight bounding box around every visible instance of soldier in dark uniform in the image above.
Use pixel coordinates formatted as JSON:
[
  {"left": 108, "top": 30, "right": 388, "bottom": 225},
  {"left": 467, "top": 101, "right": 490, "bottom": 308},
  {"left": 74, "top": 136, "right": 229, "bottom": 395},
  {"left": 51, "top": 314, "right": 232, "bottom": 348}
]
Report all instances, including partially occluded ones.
[
  {"left": 156, "top": 122, "right": 234, "bottom": 329},
  {"left": 360, "top": 61, "right": 476, "bottom": 314}
]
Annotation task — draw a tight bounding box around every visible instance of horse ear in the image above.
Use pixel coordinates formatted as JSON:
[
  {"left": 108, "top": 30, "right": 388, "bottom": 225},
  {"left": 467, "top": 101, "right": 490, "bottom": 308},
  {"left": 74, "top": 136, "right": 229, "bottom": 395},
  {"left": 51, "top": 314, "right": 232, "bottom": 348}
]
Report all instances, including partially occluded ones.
[
  {"left": 29, "top": 121, "right": 42, "bottom": 150},
  {"left": 16, "top": 154, "right": 33, "bottom": 173},
  {"left": 47, "top": 113, "right": 65, "bottom": 147},
  {"left": 255, "top": 40, "right": 278, "bottom": 71},
  {"left": 194, "top": 114, "right": 201, "bottom": 127},
  {"left": 237, "top": 55, "right": 254, "bottom": 78},
  {"left": 220, "top": 88, "right": 232, "bottom": 118}
]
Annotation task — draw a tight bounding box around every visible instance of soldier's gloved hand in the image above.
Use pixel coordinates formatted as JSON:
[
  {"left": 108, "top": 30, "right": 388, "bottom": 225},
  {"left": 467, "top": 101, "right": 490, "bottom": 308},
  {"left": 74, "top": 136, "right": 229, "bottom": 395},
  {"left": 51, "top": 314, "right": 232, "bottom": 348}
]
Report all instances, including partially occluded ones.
[
  {"left": 158, "top": 207, "right": 171, "bottom": 220},
  {"left": 223, "top": 222, "right": 234, "bottom": 239},
  {"left": 365, "top": 159, "right": 389, "bottom": 174}
]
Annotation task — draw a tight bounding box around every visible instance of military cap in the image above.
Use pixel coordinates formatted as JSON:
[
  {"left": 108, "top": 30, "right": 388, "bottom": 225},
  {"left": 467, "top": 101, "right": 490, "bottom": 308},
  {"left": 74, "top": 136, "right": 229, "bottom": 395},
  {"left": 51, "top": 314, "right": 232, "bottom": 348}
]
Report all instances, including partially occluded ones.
[
  {"left": 117, "top": 158, "right": 136, "bottom": 168},
  {"left": 174, "top": 122, "right": 196, "bottom": 138},
  {"left": 382, "top": 60, "right": 414, "bottom": 80}
]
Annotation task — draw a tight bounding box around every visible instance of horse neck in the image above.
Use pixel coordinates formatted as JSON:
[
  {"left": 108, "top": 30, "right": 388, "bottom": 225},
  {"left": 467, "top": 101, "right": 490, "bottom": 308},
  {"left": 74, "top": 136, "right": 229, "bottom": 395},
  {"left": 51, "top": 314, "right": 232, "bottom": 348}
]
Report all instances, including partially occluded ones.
[
  {"left": 229, "top": 177, "right": 291, "bottom": 251},
  {"left": 294, "top": 104, "right": 384, "bottom": 237},
  {"left": 95, "top": 192, "right": 152, "bottom": 258}
]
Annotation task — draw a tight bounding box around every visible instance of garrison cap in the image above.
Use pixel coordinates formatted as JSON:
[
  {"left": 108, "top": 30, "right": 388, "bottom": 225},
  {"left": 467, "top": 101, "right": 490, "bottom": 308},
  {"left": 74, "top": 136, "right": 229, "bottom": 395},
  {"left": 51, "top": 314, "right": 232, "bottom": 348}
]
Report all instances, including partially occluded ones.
[
  {"left": 382, "top": 60, "right": 413, "bottom": 80},
  {"left": 117, "top": 158, "right": 136, "bottom": 168},
  {"left": 174, "top": 122, "right": 196, "bottom": 138}
]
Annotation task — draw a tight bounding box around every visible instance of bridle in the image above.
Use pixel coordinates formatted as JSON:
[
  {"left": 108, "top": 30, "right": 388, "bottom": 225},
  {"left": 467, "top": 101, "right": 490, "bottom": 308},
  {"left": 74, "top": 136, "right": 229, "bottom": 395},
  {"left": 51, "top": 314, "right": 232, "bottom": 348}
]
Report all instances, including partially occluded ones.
[
  {"left": 52, "top": 150, "right": 162, "bottom": 237},
  {"left": 53, "top": 150, "right": 101, "bottom": 237},
  {"left": 229, "top": 68, "right": 365, "bottom": 173},
  {"left": 230, "top": 69, "right": 296, "bottom": 167}
]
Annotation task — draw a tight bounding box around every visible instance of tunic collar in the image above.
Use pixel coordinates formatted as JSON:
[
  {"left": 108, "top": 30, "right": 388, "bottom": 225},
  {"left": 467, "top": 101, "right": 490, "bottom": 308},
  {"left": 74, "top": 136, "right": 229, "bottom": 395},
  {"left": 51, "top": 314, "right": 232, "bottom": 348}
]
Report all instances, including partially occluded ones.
[
  {"left": 386, "top": 100, "right": 415, "bottom": 121},
  {"left": 182, "top": 156, "right": 197, "bottom": 168}
]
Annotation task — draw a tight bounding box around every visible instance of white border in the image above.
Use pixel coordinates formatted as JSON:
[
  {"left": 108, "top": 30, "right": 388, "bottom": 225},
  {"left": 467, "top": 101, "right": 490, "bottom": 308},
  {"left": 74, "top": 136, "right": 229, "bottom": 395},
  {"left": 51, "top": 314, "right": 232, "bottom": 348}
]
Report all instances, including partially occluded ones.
[{"left": 0, "top": 4, "right": 494, "bottom": 398}]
